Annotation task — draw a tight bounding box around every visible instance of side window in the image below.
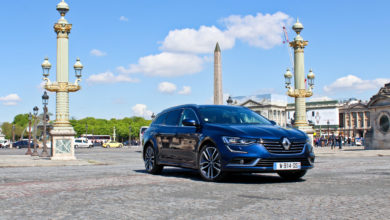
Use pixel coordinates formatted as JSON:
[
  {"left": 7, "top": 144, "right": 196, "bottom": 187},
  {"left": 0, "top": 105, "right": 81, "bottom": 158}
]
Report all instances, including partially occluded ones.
[
  {"left": 153, "top": 113, "right": 167, "bottom": 125},
  {"left": 165, "top": 109, "right": 183, "bottom": 126},
  {"left": 180, "top": 109, "right": 199, "bottom": 126}
]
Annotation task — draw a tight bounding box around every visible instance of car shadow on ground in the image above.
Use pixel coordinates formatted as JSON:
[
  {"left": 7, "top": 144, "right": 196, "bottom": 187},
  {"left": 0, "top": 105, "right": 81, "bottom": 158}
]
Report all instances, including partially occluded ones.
[{"left": 135, "top": 168, "right": 305, "bottom": 184}]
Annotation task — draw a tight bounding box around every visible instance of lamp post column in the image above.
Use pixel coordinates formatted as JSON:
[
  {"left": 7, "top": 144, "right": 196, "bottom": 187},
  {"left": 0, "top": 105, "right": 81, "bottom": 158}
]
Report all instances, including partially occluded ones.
[
  {"left": 284, "top": 18, "right": 315, "bottom": 144},
  {"left": 40, "top": 91, "right": 50, "bottom": 157},
  {"left": 31, "top": 106, "right": 39, "bottom": 156},
  {"left": 42, "top": 0, "right": 83, "bottom": 160},
  {"left": 25, "top": 113, "right": 32, "bottom": 155},
  {"left": 11, "top": 124, "right": 15, "bottom": 149},
  {"left": 128, "top": 126, "right": 131, "bottom": 147}
]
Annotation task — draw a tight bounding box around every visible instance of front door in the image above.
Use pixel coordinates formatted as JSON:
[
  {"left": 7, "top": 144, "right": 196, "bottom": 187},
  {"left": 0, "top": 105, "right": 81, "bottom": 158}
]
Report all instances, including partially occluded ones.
[{"left": 176, "top": 108, "right": 201, "bottom": 167}]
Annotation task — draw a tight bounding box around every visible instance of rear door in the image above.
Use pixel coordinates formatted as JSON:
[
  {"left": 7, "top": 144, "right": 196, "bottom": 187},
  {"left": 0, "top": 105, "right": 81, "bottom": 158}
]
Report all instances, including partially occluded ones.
[{"left": 156, "top": 109, "right": 182, "bottom": 163}]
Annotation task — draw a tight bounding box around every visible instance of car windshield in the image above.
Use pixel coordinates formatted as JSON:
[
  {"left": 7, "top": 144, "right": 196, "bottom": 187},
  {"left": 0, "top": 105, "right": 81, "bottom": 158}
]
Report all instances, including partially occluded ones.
[{"left": 198, "top": 107, "right": 272, "bottom": 125}]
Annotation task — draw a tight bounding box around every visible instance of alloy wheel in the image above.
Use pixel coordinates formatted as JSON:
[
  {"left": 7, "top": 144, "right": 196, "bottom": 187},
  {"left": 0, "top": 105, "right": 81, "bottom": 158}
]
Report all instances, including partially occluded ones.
[
  {"left": 144, "top": 146, "right": 155, "bottom": 172},
  {"left": 199, "top": 146, "right": 222, "bottom": 180}
]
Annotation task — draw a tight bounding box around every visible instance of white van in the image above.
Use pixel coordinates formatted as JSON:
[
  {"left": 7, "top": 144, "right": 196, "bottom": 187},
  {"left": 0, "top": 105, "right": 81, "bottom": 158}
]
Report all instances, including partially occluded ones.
[{"left": 74, "top": 138, "right": 93, "bottom": 148}]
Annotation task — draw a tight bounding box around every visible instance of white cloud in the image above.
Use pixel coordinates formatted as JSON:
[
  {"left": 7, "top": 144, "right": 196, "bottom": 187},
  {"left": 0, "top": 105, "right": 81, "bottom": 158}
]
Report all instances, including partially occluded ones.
[
  {"left": 160, "top": 26, "right": 235, "bottom": 54},
  {"left": 119, "top": 16, "right": 129, "bottom": 22},
  {"left": 323, "top": 75, "right": 390, "bottom": 93},
  {"left": 0, "top": 94, "right": 21, "bottom": 106},
  {"left": 86, "top": 71, "right": 139, "bottom": 84},
  {"left": 90, "top": 49, "right": 107, "bottom": 57},
  {"left": 117, "top": 52, "right": 204, "bottom": 77},
  {"left": 132, "top": 104, "right": 153, "bottom": 119},
  {"left": 223, "top": 12, "right": 293, "bottom": 49},
  {"left": 158, "top": 82, "right": 177, "bottom": 94},
  {"left": 114, "top": 12, "right": 292, "bottom": 79},
  {"left": 159, "top": 12, "right": 292, "bottom": 54},
  {"left": 178, "top": 86, "right": 191, "bottom": 95},
  {"left": 309, "top": 95, "right": 333, "bottom": 102}
]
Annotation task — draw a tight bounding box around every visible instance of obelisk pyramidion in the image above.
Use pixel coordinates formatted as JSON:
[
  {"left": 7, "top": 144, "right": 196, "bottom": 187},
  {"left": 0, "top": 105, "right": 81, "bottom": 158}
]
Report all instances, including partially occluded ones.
[{"left": 214, "top": 42, "right": 223, "bottom": 105}]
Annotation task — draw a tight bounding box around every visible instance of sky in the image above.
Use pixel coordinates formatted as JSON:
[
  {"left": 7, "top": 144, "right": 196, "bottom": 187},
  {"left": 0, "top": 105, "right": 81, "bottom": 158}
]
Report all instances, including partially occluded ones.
[{"left": 1, "top": 0, "right": 390, "bottom": 123}]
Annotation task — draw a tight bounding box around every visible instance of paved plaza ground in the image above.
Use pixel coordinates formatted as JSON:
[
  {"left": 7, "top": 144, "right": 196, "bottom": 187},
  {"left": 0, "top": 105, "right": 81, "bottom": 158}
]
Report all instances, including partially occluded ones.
[{"left": 0, "top": 146, "right": 389, "bottom": 219}]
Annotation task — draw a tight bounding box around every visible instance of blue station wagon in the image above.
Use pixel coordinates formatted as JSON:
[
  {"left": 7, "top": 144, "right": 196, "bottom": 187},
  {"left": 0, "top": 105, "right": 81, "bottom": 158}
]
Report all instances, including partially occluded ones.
[{"left": 142, "top": 104, "right": 315, "bottom": 181}]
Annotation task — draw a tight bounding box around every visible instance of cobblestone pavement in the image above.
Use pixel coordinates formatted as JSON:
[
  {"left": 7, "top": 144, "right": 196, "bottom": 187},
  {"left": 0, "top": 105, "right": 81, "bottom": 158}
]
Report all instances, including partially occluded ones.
[{"left": 0, "top": 147, "right": 389, "bottom": 220}]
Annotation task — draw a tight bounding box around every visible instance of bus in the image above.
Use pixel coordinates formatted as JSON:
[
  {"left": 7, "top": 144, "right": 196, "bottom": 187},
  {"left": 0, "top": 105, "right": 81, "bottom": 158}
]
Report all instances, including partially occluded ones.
[{"left": 81, "top": 134, "right": 111, "bottom": 145}]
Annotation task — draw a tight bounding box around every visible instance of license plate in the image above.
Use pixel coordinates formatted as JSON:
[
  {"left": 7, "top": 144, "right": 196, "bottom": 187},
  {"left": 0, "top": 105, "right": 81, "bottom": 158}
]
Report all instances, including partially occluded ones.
[{"left": 274, "top": 162, "right": 301, "bottom": 170}]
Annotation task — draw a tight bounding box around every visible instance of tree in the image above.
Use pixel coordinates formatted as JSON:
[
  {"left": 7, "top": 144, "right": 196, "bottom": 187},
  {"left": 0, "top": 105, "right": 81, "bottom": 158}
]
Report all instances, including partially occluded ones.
[{"left": 69, "top": 116, "right": 152, "bottom": 140}]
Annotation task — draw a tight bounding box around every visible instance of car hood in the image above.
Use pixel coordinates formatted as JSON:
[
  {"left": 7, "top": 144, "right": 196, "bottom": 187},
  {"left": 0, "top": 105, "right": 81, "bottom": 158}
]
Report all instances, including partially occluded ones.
[{"left": 204, "top": 123, "right": 307, "bottom": 140}]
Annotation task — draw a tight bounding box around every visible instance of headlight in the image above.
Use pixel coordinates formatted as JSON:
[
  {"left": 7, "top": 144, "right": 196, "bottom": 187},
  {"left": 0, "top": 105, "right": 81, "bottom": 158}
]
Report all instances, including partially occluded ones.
[{"left": 222, "top": 136, "right": 258, "bottom": 146}]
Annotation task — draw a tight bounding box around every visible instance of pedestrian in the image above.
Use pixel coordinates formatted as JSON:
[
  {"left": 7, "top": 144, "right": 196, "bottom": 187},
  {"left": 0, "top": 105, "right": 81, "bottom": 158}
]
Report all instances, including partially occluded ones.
[{"left": 338, "top": 134, "right": 343, "bottom": 149}]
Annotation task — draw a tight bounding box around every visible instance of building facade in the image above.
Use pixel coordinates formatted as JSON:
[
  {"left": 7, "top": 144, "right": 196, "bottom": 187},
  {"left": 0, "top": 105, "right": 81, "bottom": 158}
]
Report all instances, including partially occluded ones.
[
  {"left": 338, "top": 100, "right": 370, "bottom": 139},
  {"left": 232, "top": 94, "right": 287, "bottom": 127},
  {"left": 365, "top": 83, "right": 390, "bottom": 149},
  {"left": 231, "top": 93, "right": 387, "bottom": 142}
]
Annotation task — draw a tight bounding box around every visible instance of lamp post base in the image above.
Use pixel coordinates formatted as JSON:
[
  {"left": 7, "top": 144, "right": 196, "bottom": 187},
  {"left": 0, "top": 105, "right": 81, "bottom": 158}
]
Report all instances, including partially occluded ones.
[
  {"left": 294, "top": 124, "right": 315, "bottom": 146},
  {"left": 25, "top": 148, "right": 32, "bottom": 155},
  {"left": 31, "top": 150, "right": 39, "bottom": 157},
  {"left": 50, "top": 126, "right": 76, "bottom": 160},
  {"left": 40, "top": 150, "right": 50, "bottom": 157}
]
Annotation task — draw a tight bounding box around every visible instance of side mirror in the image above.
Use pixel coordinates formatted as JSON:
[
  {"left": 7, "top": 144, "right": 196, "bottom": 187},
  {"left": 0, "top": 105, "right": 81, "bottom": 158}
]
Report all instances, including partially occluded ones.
[
  {"left": 270, "top": 120, "right": 277, "bottom": 125},
  {"left": 182, "top": 119, "right": 197, "bottom": 127}
]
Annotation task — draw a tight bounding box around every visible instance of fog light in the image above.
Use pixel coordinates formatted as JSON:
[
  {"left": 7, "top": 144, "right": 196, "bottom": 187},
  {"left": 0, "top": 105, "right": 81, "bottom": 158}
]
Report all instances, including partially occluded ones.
[{"left": 309, "top": 157, "right": 315, "bottom": 165}]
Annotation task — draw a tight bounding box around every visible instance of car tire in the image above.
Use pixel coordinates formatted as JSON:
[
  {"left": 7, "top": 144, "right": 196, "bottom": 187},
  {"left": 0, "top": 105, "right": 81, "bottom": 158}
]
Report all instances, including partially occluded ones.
[
  {"left": 144, "top": 145, "right": 163, "bottom": 174},
  {"left": 198, "top": 144, "right": 224, "bottom": 182},
  {"left": 277, "top": 170, "right": 307, "bottom": 181}
]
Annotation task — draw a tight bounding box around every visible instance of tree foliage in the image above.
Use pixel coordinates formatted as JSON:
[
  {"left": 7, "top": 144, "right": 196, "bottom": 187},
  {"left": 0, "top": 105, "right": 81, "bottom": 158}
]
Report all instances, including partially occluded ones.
[
  {"left": 70, "top": 116, "right": 151, "bottom": 141},
  {"left": 1, "top": 114, "right": 150, "bottom": 142}
]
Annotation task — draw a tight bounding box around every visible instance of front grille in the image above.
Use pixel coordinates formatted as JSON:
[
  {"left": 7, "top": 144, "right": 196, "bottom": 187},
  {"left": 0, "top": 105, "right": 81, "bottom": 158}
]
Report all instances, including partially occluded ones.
[
  {"left": 262, "top": 139, "right": 305, "bottom": 154},
  {"left": 256, "top": 158, "right": 311, "bottom": 167}
]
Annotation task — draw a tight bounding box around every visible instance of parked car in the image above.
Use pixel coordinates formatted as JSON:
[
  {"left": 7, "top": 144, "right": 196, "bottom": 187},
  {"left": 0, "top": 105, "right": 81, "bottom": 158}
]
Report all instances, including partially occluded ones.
[
  {"left": 355, "top": 138, "right": 362, "bottom": 146},
  {"left": 74, "top": 138, "right": 93, "bottom": 148},
  {"left": 0, "top": 140, "right": 10, "bottom": 148},
  {"left": 13, "top": 140, "right": 34, "bottom": 149},
  {"left": 142, "top": 104, "right": 315, "bottom": 181},
  {"left": 139, "top": 126, "right": 149, "bottom": 147},
  {"left": 102, "top": 140, "right": 123, "bottom": 148}
]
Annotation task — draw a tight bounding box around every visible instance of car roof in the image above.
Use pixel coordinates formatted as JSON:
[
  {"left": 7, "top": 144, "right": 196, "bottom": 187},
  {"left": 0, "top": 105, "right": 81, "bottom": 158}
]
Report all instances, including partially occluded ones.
[{"left": 158, "top": 104, "right": 245, "bottom": 115}]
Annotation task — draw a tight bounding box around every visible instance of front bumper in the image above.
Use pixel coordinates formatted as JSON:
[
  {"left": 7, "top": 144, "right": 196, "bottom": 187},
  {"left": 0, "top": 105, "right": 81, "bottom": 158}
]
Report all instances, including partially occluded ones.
[{"left": 219, "top": 142, "right": 315, "bottom": 172}]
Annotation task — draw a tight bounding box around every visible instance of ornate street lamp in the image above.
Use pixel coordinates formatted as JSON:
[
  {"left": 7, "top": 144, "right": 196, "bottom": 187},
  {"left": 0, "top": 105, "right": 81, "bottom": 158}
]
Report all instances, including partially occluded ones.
[
  {"left": 11, "top": 124, "right": 15, "bottom": 148},
  {"left": 128, "top": 125, "right": 132, "bottom": 146},
  {"left": 40, "top": 92, "right": 50, "bottom": 157},
  {"left": 113, "top": 126, "right": 116, "bottom": 142},
  {"left": 327, "top": 120, "right": 330, "bottom": 138},
  {"left": 226, "top": 96, "right": 233, "bottom": 105},
  {"left": 42, "top": 0, "right": 83, "bottom": 160},
  {"left": 31, "top": 106, "right": 39, "bottom": 156},
  {"left": 283, "top": 18, "right": 315, "bottom": 141},
  {"left": 25, "top": 113, "right": 33, "bottom": 155}
]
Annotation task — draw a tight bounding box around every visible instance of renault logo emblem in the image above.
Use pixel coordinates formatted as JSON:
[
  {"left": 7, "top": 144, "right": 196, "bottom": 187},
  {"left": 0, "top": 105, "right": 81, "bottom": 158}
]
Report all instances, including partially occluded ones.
[{"left": 282, "top": 138, "right": 291, "bottom": 150}]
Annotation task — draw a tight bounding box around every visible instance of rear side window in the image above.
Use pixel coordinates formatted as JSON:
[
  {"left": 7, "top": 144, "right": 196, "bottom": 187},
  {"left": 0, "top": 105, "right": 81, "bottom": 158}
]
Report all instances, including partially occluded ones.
[{"left": 165, "top": 109, "right": 183, "bottom": 126}]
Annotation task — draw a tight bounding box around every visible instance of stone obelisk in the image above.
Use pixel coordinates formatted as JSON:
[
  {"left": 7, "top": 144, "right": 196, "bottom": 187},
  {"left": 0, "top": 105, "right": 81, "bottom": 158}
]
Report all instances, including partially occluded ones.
[{"left": 214, "top": 42, "right": 223, "bottom": 105}]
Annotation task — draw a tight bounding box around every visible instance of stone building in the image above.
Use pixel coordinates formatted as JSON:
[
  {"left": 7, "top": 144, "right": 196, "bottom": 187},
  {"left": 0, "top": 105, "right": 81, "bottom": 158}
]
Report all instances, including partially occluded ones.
[
  {"left": 338, "top": 99, "right": 370, "bottom": 138},
  {"left": 232, "top": 94, "right": 287, "bottom": 127},
  {"left": 365, "top": 83, "right": 390, "bottom": 149},
  {"left": 287, "top": 100, "right": 340, "bottom": 137}
]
